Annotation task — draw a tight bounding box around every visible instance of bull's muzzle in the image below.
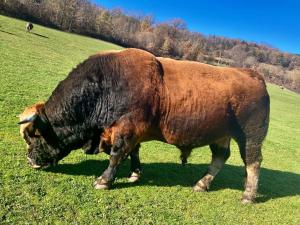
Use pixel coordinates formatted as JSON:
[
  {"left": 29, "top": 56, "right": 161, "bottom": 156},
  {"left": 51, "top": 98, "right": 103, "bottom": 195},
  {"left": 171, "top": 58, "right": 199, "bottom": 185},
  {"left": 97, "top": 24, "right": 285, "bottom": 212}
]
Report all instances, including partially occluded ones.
[
  {"left": 27, "top": 157, "right": 42, "bottom": 169},
  {"left": 27, "top": 157, "right": 56, "bottom": 169}
]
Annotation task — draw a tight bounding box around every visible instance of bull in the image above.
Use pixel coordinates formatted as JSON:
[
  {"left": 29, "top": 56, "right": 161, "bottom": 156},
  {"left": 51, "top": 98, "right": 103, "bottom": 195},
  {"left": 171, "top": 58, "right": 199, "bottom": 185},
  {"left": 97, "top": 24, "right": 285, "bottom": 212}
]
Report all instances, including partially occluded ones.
[{"left": 18, "top": 48, "right": 269, "bottom": 203}]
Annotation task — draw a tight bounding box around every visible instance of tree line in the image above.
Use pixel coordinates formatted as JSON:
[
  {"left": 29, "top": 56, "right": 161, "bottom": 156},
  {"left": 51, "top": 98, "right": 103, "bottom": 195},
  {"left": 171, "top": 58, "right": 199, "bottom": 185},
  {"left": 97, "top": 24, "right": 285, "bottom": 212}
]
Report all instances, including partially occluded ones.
[{"left": 1, "top": 0, "right": 300, "bottom": 92}]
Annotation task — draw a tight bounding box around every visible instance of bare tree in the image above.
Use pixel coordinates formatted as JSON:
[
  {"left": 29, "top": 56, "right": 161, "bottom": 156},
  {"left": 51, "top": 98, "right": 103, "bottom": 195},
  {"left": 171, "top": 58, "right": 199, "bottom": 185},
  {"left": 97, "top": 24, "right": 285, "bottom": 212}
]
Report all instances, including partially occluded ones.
[{"left": 2, "top": 0, "right": 300, "bottom": 91}]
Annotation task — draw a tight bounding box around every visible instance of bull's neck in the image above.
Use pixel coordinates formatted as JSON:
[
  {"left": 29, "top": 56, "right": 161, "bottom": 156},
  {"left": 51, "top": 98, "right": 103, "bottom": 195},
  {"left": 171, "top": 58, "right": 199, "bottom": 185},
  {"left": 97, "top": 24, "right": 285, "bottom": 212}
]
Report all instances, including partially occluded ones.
[
  {"left": 37, "top": 108, "right": 68, "bottom": 151},
  {"left": 43, "top": 102, "right": 94, "bottom": 150}
]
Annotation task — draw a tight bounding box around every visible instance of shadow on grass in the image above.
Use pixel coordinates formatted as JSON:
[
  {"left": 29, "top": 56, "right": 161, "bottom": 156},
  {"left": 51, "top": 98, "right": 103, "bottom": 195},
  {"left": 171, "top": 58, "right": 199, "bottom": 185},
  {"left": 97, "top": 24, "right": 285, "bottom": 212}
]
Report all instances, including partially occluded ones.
[
  {"left": 0, "top": 29, "right": 18, "bottom": 36},
  {"left": 47, "top": 159, "right": 300, "bottom": 202},
  {"left": 31, "top": 32, "right": 49, "bottom": 38}
]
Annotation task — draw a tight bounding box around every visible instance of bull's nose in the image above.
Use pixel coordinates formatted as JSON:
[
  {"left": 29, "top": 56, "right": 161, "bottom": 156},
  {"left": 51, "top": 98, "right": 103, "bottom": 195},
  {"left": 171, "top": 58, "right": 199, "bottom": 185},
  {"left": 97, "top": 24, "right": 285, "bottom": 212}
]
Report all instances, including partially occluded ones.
[{"left": 27, "top": 157, "right": 41, "bottom": 169}]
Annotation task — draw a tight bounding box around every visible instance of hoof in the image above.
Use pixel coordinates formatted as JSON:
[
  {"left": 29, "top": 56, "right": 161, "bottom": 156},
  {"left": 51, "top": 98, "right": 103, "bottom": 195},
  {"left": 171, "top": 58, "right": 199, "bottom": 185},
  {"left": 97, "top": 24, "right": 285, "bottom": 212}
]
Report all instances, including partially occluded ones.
[
  {"left": 128, "top": 172, "right": 141, "bottom": 183},
  {"left": 193, "top": 180, "right": 208, "bottom": 192},
  {"left": 93, "top": 176, "right": 110, "bottom": 190},
  {"left": 94, "top": 183, "right": 110, "bottom": 190},
  {"left": 241, "top": 198, "right": 254, "bottom": 204},
  {"left": 241, "top": 196, "right": 254, "bottom": 204}
]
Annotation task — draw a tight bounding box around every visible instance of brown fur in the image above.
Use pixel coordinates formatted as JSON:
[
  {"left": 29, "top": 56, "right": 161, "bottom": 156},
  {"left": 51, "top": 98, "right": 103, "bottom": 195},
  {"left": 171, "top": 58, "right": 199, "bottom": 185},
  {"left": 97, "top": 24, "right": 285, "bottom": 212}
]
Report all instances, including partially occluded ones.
[
  {"left": 156, "top": 57, "right": 268, "bottom": 146},
  {"left": 99, "top": 50, "right": 268, "bottom": 149}
]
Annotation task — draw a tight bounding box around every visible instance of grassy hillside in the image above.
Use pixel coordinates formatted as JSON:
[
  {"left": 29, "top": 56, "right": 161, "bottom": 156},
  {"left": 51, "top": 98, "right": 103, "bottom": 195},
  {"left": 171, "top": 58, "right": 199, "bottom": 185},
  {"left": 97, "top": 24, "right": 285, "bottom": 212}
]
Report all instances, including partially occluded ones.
[{"left": 0, "top": 15, "right": 299, "bottom": 225}]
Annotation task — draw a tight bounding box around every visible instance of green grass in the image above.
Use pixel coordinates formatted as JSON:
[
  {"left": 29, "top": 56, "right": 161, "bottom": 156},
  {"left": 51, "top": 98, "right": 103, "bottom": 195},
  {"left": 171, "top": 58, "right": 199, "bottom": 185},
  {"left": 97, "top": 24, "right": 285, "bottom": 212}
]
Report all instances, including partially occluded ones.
[{"left": 0, "top": 15, "right": 300, "bottom": 224}]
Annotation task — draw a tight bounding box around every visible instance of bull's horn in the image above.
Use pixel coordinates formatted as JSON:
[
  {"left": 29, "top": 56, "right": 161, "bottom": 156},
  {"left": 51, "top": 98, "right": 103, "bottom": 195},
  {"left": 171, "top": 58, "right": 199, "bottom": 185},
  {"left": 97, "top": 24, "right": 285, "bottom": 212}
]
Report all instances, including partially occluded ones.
[{"left": 17, "top": 114, "right": 37, "bottom": 125}]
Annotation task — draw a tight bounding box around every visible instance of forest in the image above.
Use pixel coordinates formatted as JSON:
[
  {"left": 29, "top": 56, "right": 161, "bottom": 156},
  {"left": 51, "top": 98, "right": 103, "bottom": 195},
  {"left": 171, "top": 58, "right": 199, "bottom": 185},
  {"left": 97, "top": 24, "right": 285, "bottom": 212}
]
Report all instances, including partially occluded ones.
[{"left": 1, "top": 0, "right": 300, "bottom": 92}]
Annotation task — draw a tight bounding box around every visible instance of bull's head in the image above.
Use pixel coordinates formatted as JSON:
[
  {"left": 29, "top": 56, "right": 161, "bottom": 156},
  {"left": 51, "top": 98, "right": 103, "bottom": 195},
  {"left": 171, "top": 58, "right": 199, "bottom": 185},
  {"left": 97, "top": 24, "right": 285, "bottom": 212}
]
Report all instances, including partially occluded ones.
[{"left": 18, "top": 102, "right": 68, "bottom": 169}]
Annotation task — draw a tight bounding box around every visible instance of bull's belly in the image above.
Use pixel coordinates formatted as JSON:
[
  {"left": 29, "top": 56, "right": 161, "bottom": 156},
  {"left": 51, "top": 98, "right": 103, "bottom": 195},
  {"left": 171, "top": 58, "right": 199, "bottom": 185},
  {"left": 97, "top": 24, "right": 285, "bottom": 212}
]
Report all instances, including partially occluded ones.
[
  {"left": 159, "top": 118, "right": 229, "bottom": 147},
  {"left": 161, "top": 132, "right": 228, "bottom": 148}
]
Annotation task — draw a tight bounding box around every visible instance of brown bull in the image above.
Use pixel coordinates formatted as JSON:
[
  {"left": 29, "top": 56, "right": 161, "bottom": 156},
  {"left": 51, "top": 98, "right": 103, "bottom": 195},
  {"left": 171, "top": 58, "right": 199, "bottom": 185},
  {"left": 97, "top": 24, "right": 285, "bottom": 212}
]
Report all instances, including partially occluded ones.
[{"left": 19, "top": 48, "right": 269, "bottom": 203}]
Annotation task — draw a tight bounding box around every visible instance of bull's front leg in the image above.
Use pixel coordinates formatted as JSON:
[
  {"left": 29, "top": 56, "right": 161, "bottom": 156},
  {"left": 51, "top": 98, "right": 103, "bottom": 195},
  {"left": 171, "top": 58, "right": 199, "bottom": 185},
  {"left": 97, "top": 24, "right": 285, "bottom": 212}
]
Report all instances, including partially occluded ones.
[
  {"left": 128, "top": 144, "right": 141, "bottom": 183},
  {"left": 94, "top": 135, "right": 132, "bottom": 189}
]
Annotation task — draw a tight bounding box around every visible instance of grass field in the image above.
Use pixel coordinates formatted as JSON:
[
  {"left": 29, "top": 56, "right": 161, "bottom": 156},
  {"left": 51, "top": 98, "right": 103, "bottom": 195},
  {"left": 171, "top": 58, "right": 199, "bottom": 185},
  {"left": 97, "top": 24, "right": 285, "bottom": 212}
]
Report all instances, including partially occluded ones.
[{"left": 0, "top": 15, "right": 300, "bottom": 225}]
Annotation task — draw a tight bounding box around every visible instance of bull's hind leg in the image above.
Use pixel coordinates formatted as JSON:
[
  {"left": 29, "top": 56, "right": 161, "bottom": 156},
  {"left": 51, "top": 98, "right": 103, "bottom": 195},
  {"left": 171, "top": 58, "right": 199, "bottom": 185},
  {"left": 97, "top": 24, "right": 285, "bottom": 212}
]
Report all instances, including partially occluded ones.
[
  {"left": 236, "top": 97, "right": 269, "bottom": 203},
  {"left": 193, "top": 137, "right": 231, "bottom": 192},
  {"left": 238, "top": 138, "right": 263, "bottom": 203},
  {"left": 238, "top": 135, "right": 264, "bottom": 204}
]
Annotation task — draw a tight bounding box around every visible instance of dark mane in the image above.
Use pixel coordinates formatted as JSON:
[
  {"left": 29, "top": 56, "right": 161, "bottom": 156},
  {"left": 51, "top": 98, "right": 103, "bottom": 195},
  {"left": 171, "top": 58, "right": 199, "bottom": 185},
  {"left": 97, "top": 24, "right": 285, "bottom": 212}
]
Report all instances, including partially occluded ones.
[
  {"left": 43, "top": 49, "right": 162, "bottom": 149},
  {"left": 43, "top": 53, "right": 121, "bottom": 149}
]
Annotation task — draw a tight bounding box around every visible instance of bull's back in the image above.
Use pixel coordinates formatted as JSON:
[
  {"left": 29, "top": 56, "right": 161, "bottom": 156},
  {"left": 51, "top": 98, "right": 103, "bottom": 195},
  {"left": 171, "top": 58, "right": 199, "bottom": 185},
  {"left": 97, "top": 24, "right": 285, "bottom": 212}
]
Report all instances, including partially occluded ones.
[{"left": 157, "top": 58, "right": 268, "bottom": 146}]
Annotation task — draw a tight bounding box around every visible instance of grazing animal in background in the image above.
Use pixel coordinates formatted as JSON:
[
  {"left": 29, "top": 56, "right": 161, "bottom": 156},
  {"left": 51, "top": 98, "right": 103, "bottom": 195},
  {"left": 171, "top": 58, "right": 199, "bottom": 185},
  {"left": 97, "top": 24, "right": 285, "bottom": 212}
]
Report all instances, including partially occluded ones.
[
  {"left": 26, "top": 22, "right": 33, "bottom": 32},
  {"left": 18, "top": 48, "right": 269, "bottom": 203}
]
